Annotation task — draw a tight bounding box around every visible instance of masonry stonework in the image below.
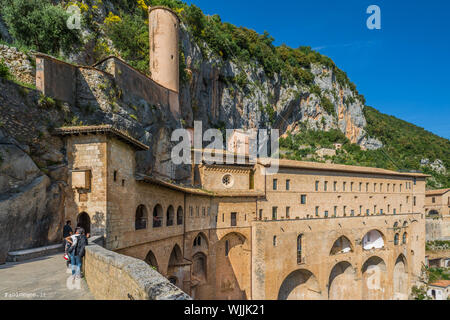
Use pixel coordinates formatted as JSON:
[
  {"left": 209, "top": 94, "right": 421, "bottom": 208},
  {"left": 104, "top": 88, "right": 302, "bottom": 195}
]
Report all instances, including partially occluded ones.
[{"left": 56, "top": 126, "right": 428, "bottom": 300}]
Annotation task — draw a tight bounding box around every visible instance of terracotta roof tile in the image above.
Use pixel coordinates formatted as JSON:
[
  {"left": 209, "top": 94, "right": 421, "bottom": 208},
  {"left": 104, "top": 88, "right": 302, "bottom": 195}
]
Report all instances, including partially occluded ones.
[
  {"left": 426, "top": 188, "right": 450, "bottom": 196},
  {"left": 54, "top": 125, "right": 149, "bottom": 151}
]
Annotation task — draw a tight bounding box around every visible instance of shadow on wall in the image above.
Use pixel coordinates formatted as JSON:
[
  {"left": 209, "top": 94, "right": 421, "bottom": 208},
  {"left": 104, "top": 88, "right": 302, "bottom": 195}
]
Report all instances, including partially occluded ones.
[
  {"left": 278, "top": 269, "right": 323, "bottom": 300},
  {"left": 213, "top": 232, "right": 250, "bottom": 300}
]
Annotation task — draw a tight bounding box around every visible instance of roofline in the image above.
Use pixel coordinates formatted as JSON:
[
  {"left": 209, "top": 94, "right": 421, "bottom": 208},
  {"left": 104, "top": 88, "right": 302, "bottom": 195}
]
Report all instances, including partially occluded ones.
[
  {"left": 135, "top": 174, "right": 264, "bottom": 198},
  {"left": 190, "top": 149, "right": 430, "bottom": 178},
  {"left": 259, "top": 159, "right": 431, "bottom": 178},
  {"left": 136, "top": 174, "right": 212, "bottom": 196},
  {"left": 54, "top": 125, "right": 149, "bottom": 151},
  {"left": 426, "top": 188, "right": 450, "bottom": 196}
]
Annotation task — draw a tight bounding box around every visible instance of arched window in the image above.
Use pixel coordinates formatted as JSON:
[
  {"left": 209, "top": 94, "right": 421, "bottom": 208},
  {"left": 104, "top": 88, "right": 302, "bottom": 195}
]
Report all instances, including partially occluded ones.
[
  {"left": 194, "top": 235, "right": 202, "bottom": 247},
  {"left": 297, "top": 235, "right": 303, "bottom": 264},
  {"left": 166, "top": 205, "right": 174, "bottom": 226},
  {"left": 403, "top": 221, "right": 408, "bottom": 228},
  {"left": 153, "top": 204, "right": 163, "bottom": 228},
  {"left": 402, "top": 232, "right": 407, "bottom": 244},
  {"left": 177, "top": 206, "right": 183, "bottom": 225},
  {"left": 135, "top": 205, "right": 148, "bottom": 230},
  {"left": 273, "top": 236, "right": 277, "bottom": 247},
  {"left": 362, "top": 230, "right": 385, "bottom": 250},
  {"left": 394, "top": 222, "right": 399, "bottom": 229},
  {"left": 394, "top": 233, "right": 399, "bottom": 245}
]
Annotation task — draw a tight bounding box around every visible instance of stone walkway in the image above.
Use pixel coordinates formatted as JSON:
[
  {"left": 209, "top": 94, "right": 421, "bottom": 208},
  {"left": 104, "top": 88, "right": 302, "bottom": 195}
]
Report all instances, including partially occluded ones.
[{"left": 0, "top": 254, "right": 94, "bottom": 300}]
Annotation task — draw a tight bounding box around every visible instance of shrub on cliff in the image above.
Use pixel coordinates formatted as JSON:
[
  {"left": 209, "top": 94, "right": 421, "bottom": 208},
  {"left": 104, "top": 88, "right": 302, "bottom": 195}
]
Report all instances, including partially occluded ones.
[
  {"left": 105, "top": 13, "right": 149, "bottom": 74},
  {"left": 0, "top": 59, "right": 12, "bottom": 80},
  {"left": 2, "top": 0, "right": 81, "bottom": 56}
]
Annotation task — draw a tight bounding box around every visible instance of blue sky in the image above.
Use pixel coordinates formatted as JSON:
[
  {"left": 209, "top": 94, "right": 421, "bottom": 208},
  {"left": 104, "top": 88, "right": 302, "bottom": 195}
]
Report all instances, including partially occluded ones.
[{"left": 186, "top": 0, "right": 450, "bottom": 139}]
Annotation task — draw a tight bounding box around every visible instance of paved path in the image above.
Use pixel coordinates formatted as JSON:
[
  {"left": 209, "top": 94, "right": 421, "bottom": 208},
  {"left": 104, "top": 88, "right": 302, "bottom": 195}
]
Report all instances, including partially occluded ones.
[{"left": 0, "top": 254, "right": 94, "bottom": 300}]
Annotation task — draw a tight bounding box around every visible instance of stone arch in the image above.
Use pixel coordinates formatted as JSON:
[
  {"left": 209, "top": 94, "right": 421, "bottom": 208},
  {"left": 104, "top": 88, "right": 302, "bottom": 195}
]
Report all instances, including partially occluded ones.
[
  {"left": 192, "top": 252, "right": 207, "bottom": 281},
  {"left": 166, "top": 205, "right": 175, "bottom": 226},
  {"left": 362, "top": 256, "right": 387, "bottom": 300},
  {"left": 393, "top": 254, "right": 409, "bottom": 300},
  {"left": 77, "top": 212, "right": 91, "bottom": 234},
  {"left": 135, "top": 205, "right": 148, "bottom": 230},
  {"left": 215, "top": 232, "right": 250, "bottom": 300},
  {"left": 193, "top": 232, "right": 209, "bottom": 253},
  {"left": 330, "top": 235, "right": 353, "bottom": 255},
  {"left": 177, "top": 206, "right": 183, "bottom": 225},
  {"left": 278, "top": 269, "right": 323, "bottom": 300},
  {"left": 167, "top": 244, "right": 184, "bottom": 287},
  {"left": 145, "top": 250, "right": 159, "bottom": 271},
  {"left": 362, "top": 230, "right": 385, "bottom": 250},
  {"left": 394, "top": 233, "right": 400, "bottom": 245},
  {"left": 153, "top": 204, "right": 163, "bottom": 228},
  {"left": 328, "top": 261, "right": 358, "bottom": 300},
  {"left": 429, "top": 210, "right": 439, "bottom": 216}
]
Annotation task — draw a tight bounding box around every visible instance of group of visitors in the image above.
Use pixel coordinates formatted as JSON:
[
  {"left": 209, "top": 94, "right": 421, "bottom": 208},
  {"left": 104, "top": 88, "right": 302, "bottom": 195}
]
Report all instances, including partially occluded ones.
[{"left": 63, "top": 220, "right": 89, "bottom": 281}]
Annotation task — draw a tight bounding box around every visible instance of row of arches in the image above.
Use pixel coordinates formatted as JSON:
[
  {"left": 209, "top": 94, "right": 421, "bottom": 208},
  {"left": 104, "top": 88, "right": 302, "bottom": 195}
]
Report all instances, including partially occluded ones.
[
  {"left": 328, "top": 228, "right": 408, "bottom": 257},
  {"left": 143, "top": 232, "right": 210, "bottom": 291},
  {"left": 142, "top": 231, "right": 250, "bottom": 300},
  {"left": 279, "top": 254, "right": 409, "bottom": 300},
  {"left": 135, "top": 204, "right": 183, "bottom": 230}
]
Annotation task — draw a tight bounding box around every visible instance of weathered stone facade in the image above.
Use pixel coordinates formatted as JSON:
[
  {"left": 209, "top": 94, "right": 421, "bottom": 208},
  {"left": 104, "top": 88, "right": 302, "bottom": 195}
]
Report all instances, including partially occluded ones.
[
  {"left": 56, "top": 125, "right": 427, "bottom": 300},
  {"left": 425, "top": 188, "right": 450, "bottom": 241}
]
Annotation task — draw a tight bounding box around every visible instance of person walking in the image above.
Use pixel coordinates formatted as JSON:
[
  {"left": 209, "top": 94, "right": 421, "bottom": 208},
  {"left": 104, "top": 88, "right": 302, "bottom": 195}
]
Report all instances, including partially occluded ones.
[
  {"left": 66, "top": 227, "right": 88, "bottom": 281},
  {"left": 62, "top": 220, "right": 73, "bottom": 269}
]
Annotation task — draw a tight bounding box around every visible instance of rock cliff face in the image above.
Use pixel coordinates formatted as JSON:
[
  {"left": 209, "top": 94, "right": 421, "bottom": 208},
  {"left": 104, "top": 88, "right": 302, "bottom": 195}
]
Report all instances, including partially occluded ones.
[
  {"left": 178, "top": 25, "right": 381, "bottom": 150},
  {"left": 0, "top": 1, "right": 384, "bottom": 258}
]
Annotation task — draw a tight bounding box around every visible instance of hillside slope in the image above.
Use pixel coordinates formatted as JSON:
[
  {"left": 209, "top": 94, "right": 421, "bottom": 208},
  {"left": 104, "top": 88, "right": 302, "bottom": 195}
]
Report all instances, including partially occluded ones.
[{"left": 0, "top": 0, "right": 448, "bottom": 189}]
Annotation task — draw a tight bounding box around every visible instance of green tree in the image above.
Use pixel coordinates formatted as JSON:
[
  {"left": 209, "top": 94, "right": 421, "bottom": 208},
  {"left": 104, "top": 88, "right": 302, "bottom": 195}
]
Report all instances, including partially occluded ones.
[
  {"left": 106, "top": 13, "right": 149, "bottom": 74},
  {"left": 2, "top": 0, "right": 81, "bottom": 56}
]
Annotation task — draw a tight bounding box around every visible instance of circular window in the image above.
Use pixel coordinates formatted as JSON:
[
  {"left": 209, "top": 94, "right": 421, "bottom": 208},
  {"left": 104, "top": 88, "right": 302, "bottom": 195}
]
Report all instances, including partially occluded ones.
[{"left": 222, "top": 174, "right": 234, "bottom": 188}]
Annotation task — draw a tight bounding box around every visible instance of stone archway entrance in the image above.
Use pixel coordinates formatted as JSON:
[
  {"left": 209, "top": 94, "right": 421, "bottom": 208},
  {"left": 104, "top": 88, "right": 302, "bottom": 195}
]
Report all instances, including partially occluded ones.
[{"left": 77, "top": 212, "right": 91, "bottom": 234}]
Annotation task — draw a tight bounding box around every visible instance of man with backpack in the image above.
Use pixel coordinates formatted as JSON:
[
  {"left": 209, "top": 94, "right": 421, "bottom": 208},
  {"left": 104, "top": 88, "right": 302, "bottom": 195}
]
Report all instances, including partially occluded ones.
[{"left": 65, "top": 227, "right": 88, "bottom": 281}]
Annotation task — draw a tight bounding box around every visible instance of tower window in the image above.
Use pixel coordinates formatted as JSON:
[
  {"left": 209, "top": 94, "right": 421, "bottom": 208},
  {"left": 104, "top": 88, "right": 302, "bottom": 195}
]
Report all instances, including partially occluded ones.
[
  {"left": 231, "top": 212, "right": 237, "bottom": 227},
  {"left": 225, "top": 240, "right": 229, "bottom": 256},
  {"left": 286, "top": 180, "right": 290, "bottom": 191},
  {"left": 301, "top": 195, "right": 307, "bottom": 205},
  {"left": 297, "top": 235, "right": 303, "bottom": 264}
]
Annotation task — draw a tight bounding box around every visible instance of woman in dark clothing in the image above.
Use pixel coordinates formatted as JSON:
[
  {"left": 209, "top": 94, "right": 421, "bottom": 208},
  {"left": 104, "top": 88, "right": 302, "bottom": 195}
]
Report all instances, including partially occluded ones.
[{"left": 66, "top": 227, "right": 88, "bottom": 280}]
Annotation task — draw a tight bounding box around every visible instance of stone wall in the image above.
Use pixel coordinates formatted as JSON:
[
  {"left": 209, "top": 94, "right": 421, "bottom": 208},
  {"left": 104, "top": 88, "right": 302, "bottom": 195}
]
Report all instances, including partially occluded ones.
[
  {"left": 426, "top": 218, "right": 450, "bottom": 241},
  {"left": 84, "top": 241, "right": 191, "bottom": 300},
  {"left": 0, "top": 44, "right": 34, "bottom": 85}
]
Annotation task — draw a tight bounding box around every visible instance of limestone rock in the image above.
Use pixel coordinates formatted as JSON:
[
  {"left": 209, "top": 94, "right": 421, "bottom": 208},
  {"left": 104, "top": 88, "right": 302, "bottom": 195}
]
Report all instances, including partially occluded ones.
[
  {"left": 0, "top": 175, "right": 65, "bottom": 264},
  {"left": 0, "top": 143, "right": 41, "bottom": 194}
]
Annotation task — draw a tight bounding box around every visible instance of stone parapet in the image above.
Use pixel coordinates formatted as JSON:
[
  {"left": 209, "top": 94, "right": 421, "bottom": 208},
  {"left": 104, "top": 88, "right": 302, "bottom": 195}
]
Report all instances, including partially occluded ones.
[{"left": 84, "top": 241, "right": 191, "bottom": 300}]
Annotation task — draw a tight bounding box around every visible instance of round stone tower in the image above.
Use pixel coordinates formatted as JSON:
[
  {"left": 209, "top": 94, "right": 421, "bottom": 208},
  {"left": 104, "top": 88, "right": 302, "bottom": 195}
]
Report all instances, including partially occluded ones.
[{"left": 148, "top": 6, "right": 180, "bottom": 93}]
